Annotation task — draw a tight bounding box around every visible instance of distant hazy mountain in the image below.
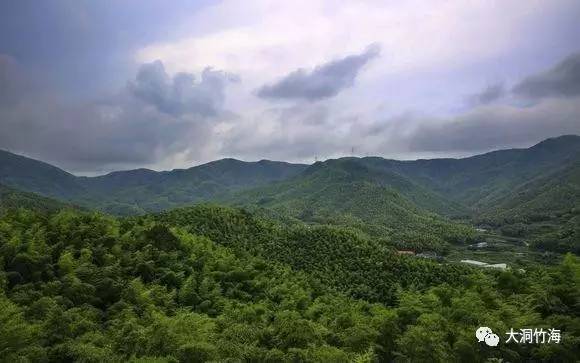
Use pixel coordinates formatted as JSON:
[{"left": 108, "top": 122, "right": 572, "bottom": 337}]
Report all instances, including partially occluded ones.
[
  {"left": 1, "top": 135, "right": 578, "bottom": 223},
  {"left": 365, "top": 135, "right": 580, "bottom": 212},
  {"left": 227, "top": 135, "right": 579, "bottom": 221},
  {"left": 0, "top": 151, "right": 307, "bottom": 214},
  {"left": 0, "top": 150, "right": 86, "bottom": 199}
]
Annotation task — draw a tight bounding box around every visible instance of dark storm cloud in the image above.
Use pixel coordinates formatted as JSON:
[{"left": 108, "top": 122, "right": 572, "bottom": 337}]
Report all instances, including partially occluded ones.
[
  {"left": 404, "top": 98, "right": 580, "bottom": 153},
  {"left": 129, "top": 60, "right": 238, "bottom": 117},
  {"left": 220, "top": 104, "right": 341, "bottom": 160},
  {"left": 466, "top": 83, "right": 505, "bottom": 106},
  {"left": 220, "top": 54, "right": 580, "bottom": 160},
  {"left": 0, "top": 0, "right": 210, "bottom": 96},
  {"left": 513, "top": 52, "right": 580, "bottom": 100},
  {"left": 0, "top": 55, "right": 29, "bottom": 107},
  {"left": 257, "top": 44, "right": 380, "bottom": 101},
  {"left": 220, "top": 95, "right": 580, "bottom": 162},
  {"left": 419, "top": 52, "right": 580, "bottom": 154},
  {"left": 0, "top": 59, "right": 233, "bottom": 173}
]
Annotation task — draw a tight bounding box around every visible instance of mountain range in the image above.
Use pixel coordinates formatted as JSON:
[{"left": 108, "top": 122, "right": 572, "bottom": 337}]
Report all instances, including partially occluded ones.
[{"left": 1, "top": 135, "right": 579, "bottom": 252}]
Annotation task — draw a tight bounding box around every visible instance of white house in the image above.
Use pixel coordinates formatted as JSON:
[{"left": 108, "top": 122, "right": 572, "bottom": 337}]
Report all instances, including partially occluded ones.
[
  {"left": 460, "top": 260, "right": 508, "bottom": 270},
  {"left": 460, "top": 259, "right": 489, "bottom": 267}
]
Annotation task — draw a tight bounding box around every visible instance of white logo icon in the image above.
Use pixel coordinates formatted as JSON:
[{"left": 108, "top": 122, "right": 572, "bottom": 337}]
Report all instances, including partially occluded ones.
[
  {"left": 476, "top": 327, "right": 492, "bottom": 342},
  {"left": 476, "top": 327, "right": 499, "bottom": 346},
  {"left": 485, "top": 333, "right": 500, "bottom": 346}
]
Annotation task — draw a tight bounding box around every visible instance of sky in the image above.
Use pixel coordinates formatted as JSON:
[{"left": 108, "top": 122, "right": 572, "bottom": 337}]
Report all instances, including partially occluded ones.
[{"left": 1, "top": 0, "right": 580, "bottom": 175}]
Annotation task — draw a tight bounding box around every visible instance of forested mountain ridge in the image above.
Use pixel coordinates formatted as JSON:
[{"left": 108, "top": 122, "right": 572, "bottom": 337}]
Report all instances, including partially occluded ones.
[
  {"left": 0, "top": 135, "right": 580, "bottom": 215},
  {"left": 478, "top": 160, "right": 580, "bottom": 254},
  {"left": 79, "top": 158, "right": 308, "bottom": 214},
  {"left": 0, "top": 150, "right": 85, "bottom": 199},
  {"left": 1, "top": 135, "right": 578, "bottom": 250},
  {"left": 0, "top": 151, "right": 307, "bottom": 214},
  {"left": 0, "top": 183, "right": 78, "bottom": 213},
  {"left": 154, "top": 204, "right": 472, "bottom": 301},
  {"left": 220, "top": 136, "right": 580, "bottom": 251},
  {"left": 359, "top": 134, "right": 580, "bottom": 211},
  {"left": 480, "top": 159, "right": 580, "bottom": 220},
  {"left": 224, "top": 158, "right": 474, "bottom": 249},
  {"left": 82, "top": 158, "right": 307, "bottom": 192},
  {"left": 1, "top": 135, "right": 578, "bottom": 217}
]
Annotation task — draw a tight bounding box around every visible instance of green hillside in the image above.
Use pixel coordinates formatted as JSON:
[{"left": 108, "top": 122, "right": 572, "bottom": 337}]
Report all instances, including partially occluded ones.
[
  {"left": 0, "top": 205, "right": 578, "bottom": 362},
  {"left": 0, "top": 150, "right": 307, "bottom": 215},
  {"left": 226, "top": 159, "right": 474, "bottom": 251},
  {"left": 0, "top": 183, "right": 77, "bottom": 213},
  {"left": 482, "top": 160, "right": 580, "bottom": 221},
  {"left": 0, "top": 150, "right": 85, "bottom": 199},
  {"left": 154, "top": 205, "right": 471, "bottom": 302},
  {"left": 2, "top": 136, "right": 578, "bottom": 220},
  {"left": 476, "top": 160, "right": 580, "bottom": 254},
  {"left": 232, "top": 158, "right": 468, "bottom": 215},
  {"left": 1, "top": 135, "right": 579, "bottom": 253},
  {"left": 374, "top": 135, "right": 580, "bottom": 211},
  {"left": 81, "top": 159, "right": 308, "bottom": 214}
]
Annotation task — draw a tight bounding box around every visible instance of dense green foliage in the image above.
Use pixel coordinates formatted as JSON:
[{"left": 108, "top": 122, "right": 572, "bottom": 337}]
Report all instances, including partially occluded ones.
[
  {"left": 0, "top": 207, "right": 578, "bottom": 362},
  {"left": 0, "top": 134, "right": 578, "bottom": 361},
  {"left": 2, "top": 135, "right": 579, "bottom": 253},
  {"left": 225, "top": 159, "right": 475, "bottom": 251},
  {"left": 371, "top": 135, "right": 580, "bottom": 209},
  {"left": 0, "top": 209, "right": 383, "bottom": 361},
  {"left": 376, "top": 136, "right": 580, "bottom": 253},
  {"left": 155, "top": 205, "right": 471, "bottom": 302},
  {"left": 475, "top": 161, "right": 580, "bottom": 254},
  {"left": 0, "top": 184, "right": 77, "bottom": 214}
]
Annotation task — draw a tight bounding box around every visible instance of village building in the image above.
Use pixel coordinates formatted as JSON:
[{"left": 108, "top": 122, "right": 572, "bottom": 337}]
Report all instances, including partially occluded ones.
[{"left": 460, "top": 259, "right": 508, "bottom": 270}]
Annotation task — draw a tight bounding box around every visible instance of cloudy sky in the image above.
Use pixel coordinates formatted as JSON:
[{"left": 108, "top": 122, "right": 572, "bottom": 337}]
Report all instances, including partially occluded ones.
[{"left": 1, "top": 0, "right": 580, "bottom": 175}]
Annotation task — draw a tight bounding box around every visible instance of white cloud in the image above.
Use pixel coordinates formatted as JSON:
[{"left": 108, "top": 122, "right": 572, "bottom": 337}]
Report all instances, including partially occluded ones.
[
  {"left": 0, "top": 58, "right": 234, "bottom": 174},
  {"left": 3, "top": 1, "right": 580, "bottom": 173},
  {"left": 134, "top": 0, "right": 580, "bottom": 165},
  {"left": 136, "top": 0, "right": 560, "bottom": 85}
]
